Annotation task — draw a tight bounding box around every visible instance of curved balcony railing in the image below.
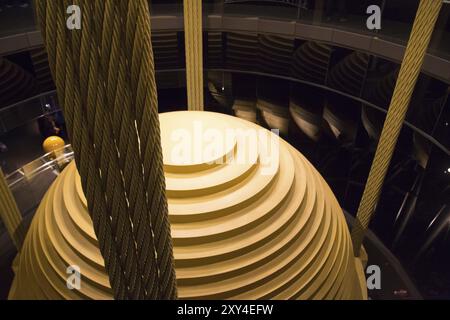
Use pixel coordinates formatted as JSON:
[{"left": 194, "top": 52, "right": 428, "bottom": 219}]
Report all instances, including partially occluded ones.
[
  {"left": 5, "top": 144, "right": 73, "bottom": 187},
  {"left": 4, "top": 144, "right": 73, "bottom": 217},
  {"left": 0, "top": 0, "right": 35, "bottom": 38},
  {"left": 0, "top": 90, "right": 58, "bottom": 134},
  {"left": 0, "top": 143, "right": 74, "bottom": 299},
  {"left": 208, "top": 0, "right": 450, "bottom": 59},
  {"left": 1, "top": 1, "right": 449, "bottom": 59}
]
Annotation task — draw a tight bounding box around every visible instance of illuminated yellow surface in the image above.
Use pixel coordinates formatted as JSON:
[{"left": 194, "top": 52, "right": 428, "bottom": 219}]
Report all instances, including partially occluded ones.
[
  {"left": 42, "top": 136, "right": 65, "bottom": 154},
  {"left": 9, "top": 111, "right": 367, "bottom": 300}
]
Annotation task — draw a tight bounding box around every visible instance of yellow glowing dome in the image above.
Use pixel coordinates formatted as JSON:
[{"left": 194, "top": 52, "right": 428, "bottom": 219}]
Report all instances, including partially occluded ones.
[
  {"left": 9, "top": 111, "right": 367, "bottom": 300},
  {"left": 42, "top": 136, "right": 65, "bottom": 154}
]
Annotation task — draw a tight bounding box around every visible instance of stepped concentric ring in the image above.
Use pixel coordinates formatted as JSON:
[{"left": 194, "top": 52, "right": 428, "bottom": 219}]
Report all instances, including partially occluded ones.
[{"left": 9, "top": 111, "right": 367, "bottom": 300}]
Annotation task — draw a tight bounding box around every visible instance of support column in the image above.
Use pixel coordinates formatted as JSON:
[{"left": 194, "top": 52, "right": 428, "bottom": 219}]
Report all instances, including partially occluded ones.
[
  {"left": 351, "top": 0, "right": 443, "bottom": 255},
  {"left": 183, "top": 0, "right": 204, "bottom": 111}
]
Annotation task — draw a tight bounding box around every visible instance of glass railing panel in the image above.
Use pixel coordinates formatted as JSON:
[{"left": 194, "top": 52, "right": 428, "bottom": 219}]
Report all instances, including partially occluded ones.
[
  {"left": 149, "top": 0, "right": 183, "bottom": 16},
  {"left": 257, "top": 34, "right": 295, "bottom": 78},
  {"left": 408, "top": 149, "right": 450, "bottom": 299},
  {"left": 370, "top": 130, "right": 450, "bottom": 299},
  {"left": 5, "top": 145, "right": 74, "bottom": 216},
  {"left": 255, "top": 75, "right": 291, "bottom": 136},
  {"left": 8, "top": 165, "right": 58, "bottom": 216},
  {"left": 205, "top": 31, "right": 225, "bottom": 69},
  {"left": 0, "top": 0, "right": 36, "bottom": 38},
  {"left": 224, "top": 31, "right": 259, "bottom": 72},
  {"left": 326, "top": 47, "right": 369, "bottom": 98},
  {"left": 404, "top": 75, "right": 449, "bottom": 138},
  {"left": 0, "top": 0, "right": 447, "bottom": 63},
  {"left": 0, "top": 0, "right": 185, "bottom": 39},
  {"left": 223, "top": 0, "right": 299, "bottom": 21},
  {"left": 378, "top": 0, "right": 419, "bottom": 45},
  {"left": 369, "top": 125, "right": 421, "bottom": 247},
  {"left": 346, "top": 214, "right": 422, "bottom": 299},
  {"left": 204, "top": 0, "right": 224, "bottom": 16},
  {"left": 0, "top": 0, "right": 448, "bottom": 63},
  {"left": 1, "top": 99, "right": 43, "bottom": 133},
  {"left": 226, "top": 72, "right": 258, "bottom": 116},
  {"left": 0, "top": 91, "right": 59, "bottom": 134},
  {"left": 333, "top": 102, "right": 380, "bottom": 216},
  {"left": 428, "top": 3, "right": 450, "bottom": 62},
  {"left": 362, "top": 57, "right": 398, "bottom": 110},
  {"left": 302, "top": 0, "right": 383, "bottom": 36},
  {"left": 0, "top": 122, "right": 49, "bottom": 174},
  {"left": 290, "top": 39, "right": 331, "bottom": 86},
  {"left": 360, "top": 62, "right": 450, "bottom": 153},
  {"left": 156, "top": 70, "right": 188, "bottom": 111},
  {"left": 6, "top": 144, "right": 73, "bottom": 185},
  {"left": 152, "top": 31, "right": 186, "bottom": 70},
  {"left": 432, "top": 95, "right": 450, "bottom": 150}
]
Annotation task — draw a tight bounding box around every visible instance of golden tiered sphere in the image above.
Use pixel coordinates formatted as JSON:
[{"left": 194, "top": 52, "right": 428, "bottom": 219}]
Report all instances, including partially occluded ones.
[{"left": 9, "top": 111, "right": 367, "bottom": 300}]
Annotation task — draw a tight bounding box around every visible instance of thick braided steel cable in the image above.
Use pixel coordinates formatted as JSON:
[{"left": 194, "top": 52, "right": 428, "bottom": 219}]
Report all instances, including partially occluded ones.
[
  {"left": 65, "top": 0, "right": 141, "bottom": 299},
  {"left": 88, "top": 0, "right": 174, "bottom": 299},
  {"left": 94, "top": 0, "right": 165, "bottom": 299},
  {"left": 95, "top": 1, "right": 152, "bottom": 299},
  {"left": 76, "top": 0, "right": 149, "bottom": 299},
  {"left": 46, "top": 0, "right": 134, "bottom": 296},
  {"left": 0, "top": 168, "right": 24, "bottom": 249},
  {"left": 35, "top": 0, "right": 131, "bottom": 299},
  {"left": 33, "top": 1, "right": 177, "bottom": 297},
  {"left": 115, "top": 0, "right": 177, "bottom": 298},
  {"left": 72, "top": 0, "right": 172, "bottom": 299},
  {"left": 36, "top": 0, "right": 175, "bottom": 298},
  {"left": 351, "top": 0, "right": 443, "bottom": 255}
]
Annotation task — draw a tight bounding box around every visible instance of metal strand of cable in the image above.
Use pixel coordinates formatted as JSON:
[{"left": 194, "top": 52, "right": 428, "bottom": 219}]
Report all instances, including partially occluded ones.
[{"left": 34, "top": 0, "right": 177, "bottom": 299}]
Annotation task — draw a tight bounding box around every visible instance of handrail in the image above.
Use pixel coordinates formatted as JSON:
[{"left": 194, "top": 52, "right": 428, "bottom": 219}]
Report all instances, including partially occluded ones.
[
  {"left": 1, "top": 68, "right": 448, "bottom": 157},
  {"left": 224, "top": 0, "right": 300, "bottom": 7},
  {"left": 344, "top": 210, "right": 422, "bottom": 299},
  {"left": 207, "top": 67, "right": 450, "bottom": 157},
  {"left": 0, "top": 90, "right": 57, "bottom": 113},
  {"left": 6, "top": 144, "right": 74, "bottom": 188},
  {"left": 0, "top": 89, "right": 59, "bottom": 134}
]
